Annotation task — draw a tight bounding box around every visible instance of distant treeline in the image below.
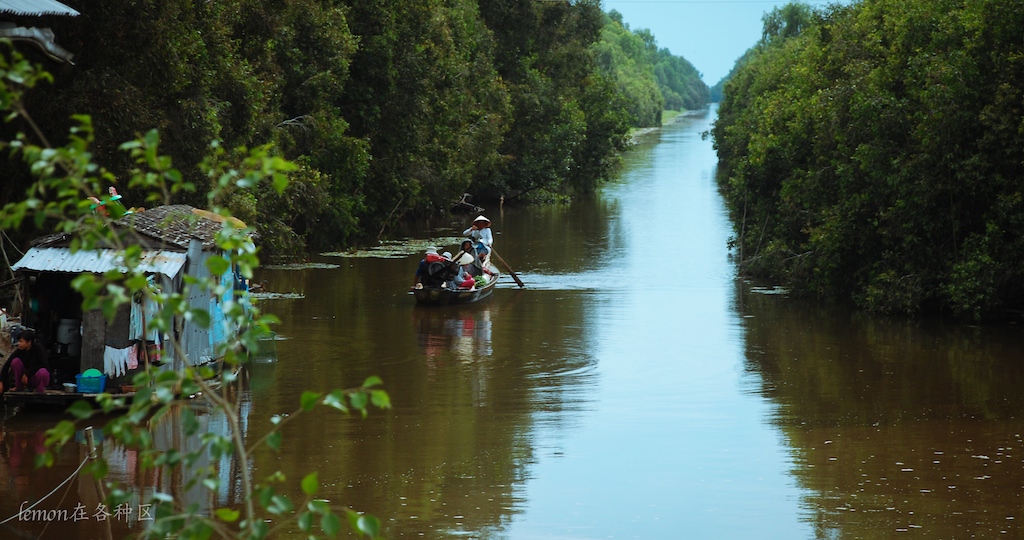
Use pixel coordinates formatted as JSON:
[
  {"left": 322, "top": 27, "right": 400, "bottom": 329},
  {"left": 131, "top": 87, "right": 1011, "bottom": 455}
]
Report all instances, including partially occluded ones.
[
  {"left": 599, "top": 10, "right": 709, "bottom": 127},
  {"left": 713, "top": 0, "right": 1024, "bottom": 320},
  {"left": 0, "top": 0, "right": 706, "bottom": 259}
]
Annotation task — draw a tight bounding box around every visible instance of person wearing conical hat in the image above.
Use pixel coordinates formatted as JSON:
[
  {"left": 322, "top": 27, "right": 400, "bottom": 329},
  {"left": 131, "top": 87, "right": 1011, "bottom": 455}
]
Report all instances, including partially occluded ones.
[
  {"left": 463, "top": 215, "right": 493, "bottom": 265},
  {"left": 450, "top": 251, "right": 477, "bottom": 290}
]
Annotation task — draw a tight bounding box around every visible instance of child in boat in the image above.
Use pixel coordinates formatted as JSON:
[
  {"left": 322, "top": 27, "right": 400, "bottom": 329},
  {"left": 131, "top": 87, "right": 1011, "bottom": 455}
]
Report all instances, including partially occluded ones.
[{"left": 451, "top": 252, "right": 477, "bottom": 289}]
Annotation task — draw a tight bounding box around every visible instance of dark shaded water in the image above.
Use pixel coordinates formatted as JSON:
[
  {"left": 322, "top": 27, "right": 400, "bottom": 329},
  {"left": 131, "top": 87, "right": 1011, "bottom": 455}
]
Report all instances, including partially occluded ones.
[{"left": 4, "top": 106, "right": 1024, "bottom": 539}]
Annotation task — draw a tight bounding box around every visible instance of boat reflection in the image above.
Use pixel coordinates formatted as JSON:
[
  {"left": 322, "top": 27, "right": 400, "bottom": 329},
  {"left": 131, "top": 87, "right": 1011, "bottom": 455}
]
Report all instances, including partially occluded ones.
[
  {"left": 414, "top": 305, "right": 493, "bottom": 363},
  {"left": 413, "top": 304, "right": 494, "bottom": 410}
]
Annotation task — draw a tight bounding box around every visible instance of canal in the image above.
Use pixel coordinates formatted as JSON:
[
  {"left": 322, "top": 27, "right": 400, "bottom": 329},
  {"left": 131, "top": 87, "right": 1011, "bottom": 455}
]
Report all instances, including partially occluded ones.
[{"left": 4, "top": 105, "right": 1024, "bottom": 539}]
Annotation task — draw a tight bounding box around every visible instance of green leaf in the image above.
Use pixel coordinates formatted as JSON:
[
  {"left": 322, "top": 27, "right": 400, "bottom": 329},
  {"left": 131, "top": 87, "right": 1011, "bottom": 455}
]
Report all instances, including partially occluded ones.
[
  {"left": 267, "top": 494, "right": 294, "bottom": 515},
  {"left": 370, "top": 390, "right": 391, "bottom": 409},
  {"left": 356, "top": 515, "right": 381, "bottom": 537},
  {"left": 321, "top": 512, "right": 341, "bottom": 536},
  {"left": 323, "top": 390, "right": 348, "bottom": 412},
  {"left": 181, "top": 407, "right": 200, "bottom": 436},
  {"left": 297, "top": 511, "right": 314, "bottom": 532},
  {"left": 301, "top": 472, "right": 318, "bottom": 496},
  {"left": 66, "top": 399, "right": 94, "bottom": 419},
  {"left": 307, "top": 499, "right": 330, "bottom": 514},
  {"left": 362, "top": 375, "right": 383, "bottom": 388},
  {"left": 189, "top": 308, "right": 211, "bottom": 329},
  {"left": 272, "top": 173, "right": 288, "bottom": 194},
  {"left": 349, "top": 392, "right": 368, "bottom": 411},
  {"left": 266, "top": 431, "right": 282, "bottom": 451},
  {"left": 205, "top": 255, "right": 230, "bottom": 277},
  {"left": 300, "top": 391, "right": 321, "bottom": 412},
  {"left": 215, "top": 508, "right": 240, "bottom": 522},
  {"left": 259, "top": 485, "right": 274, "bottom": 508}
]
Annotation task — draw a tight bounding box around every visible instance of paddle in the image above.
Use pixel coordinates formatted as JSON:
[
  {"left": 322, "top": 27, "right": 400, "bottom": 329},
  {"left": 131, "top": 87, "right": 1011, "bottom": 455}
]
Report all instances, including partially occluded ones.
[{"left": 488, "top": 246, "right": 524, "bottom": 288}]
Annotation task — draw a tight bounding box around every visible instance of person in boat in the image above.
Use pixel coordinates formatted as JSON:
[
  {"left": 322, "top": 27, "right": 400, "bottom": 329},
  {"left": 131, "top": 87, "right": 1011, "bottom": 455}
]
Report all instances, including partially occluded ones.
[
  {"left": 0, "top": 329, "right": 51, "bottom": 394},
  {"left": 416, "top": 248, "right": 461, "bottom": 289},
  {"left": 458, "top": 240, "right": 480, "bottom": 276},
  {"left": 450, "top": 252, "right": 477, "bottom": 290},
  {"left": 463, "top": 215, "right": 493, "bottom": 265},
  {"left": 412, "top": 247, "right": 445, "bottom": 289}
]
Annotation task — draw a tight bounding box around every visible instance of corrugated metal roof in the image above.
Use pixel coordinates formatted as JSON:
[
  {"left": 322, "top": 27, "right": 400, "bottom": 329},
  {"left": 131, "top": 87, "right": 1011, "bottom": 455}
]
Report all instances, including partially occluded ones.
[
  {"left": 0, "top": 0, "right": 79, "bottom": 16},
  {"left": 11, "top": 247, "right": 187, "bottom": 279}
]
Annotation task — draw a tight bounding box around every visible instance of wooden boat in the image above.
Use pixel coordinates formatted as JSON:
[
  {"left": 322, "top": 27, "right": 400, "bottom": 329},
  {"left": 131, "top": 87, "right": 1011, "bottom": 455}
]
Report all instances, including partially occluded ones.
[{"left": 413, "top": 260, "right": 500, "bottom": 306}]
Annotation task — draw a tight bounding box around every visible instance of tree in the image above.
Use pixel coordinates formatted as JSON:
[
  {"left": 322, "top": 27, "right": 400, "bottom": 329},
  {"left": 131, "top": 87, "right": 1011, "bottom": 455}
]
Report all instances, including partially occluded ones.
[
  {"left": 713, "top": 0, "right": 1024, "bottom": 320},
  {"left": 0, "top": 46, "right": 391, "bottom": 539}
]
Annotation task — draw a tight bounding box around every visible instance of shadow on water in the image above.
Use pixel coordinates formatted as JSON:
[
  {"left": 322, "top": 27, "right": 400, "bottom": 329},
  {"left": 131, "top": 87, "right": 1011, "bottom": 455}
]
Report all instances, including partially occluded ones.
[{"left": 737, "top": 282, "right": 1024, "bottom": 537}]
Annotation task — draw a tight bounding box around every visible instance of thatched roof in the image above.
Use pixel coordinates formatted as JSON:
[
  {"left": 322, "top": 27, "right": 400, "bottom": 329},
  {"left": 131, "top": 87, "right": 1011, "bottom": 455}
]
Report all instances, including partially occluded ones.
[{"left": 34, "top": 205, "right": 241, "bottom": 251}]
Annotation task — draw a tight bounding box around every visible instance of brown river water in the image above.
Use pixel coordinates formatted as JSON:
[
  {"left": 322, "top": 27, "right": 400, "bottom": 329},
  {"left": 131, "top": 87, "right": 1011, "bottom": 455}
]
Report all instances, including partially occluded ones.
[{"left": 3, "top": 105, "right": 1024, "bottom": 539}]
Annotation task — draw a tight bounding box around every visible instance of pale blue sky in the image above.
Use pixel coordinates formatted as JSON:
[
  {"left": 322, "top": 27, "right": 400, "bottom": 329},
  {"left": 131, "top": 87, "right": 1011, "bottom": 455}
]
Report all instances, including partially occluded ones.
[{"left": 604, "top": 0, "right": 844, "bottom": 85}]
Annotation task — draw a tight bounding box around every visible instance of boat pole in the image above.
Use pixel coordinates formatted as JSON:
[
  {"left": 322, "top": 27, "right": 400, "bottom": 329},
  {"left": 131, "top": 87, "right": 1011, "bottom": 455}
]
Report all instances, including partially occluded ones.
[{"left": 489, "top": 247, "right": 524, "bottom": 288}]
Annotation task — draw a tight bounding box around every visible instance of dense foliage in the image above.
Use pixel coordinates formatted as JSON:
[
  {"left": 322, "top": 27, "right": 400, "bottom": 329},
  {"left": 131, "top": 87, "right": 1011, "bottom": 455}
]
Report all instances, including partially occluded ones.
[
  {"left": 713, "top": 0, "right": 1024, "bottom": 320},
  {"left": 598, "top": 10, "right": 709, "bottom": 127},
  {"left": 0, "top": 47, "right": 391, "bottom": 539},
  {"left": 1, "top": 0, "right": 694, "bottom": 257}
]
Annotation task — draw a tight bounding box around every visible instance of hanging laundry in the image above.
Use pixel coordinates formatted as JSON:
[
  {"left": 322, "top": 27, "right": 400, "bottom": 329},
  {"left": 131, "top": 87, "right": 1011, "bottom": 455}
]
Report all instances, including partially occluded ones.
[
  {"left": 127, "top": 343, "right": 139, "bottom": 370},
  {"left": 103, "top": 345, "right": 133, "bottom": 377},
  {"left": 129, "top": 280, "right": 162, "bottom": 343}
]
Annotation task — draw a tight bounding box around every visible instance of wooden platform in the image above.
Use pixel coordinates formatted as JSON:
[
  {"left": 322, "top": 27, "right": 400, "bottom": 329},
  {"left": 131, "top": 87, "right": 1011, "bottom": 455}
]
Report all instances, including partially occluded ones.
[{"left": 2, "top": 389, "right": 134, "bottom": 411}]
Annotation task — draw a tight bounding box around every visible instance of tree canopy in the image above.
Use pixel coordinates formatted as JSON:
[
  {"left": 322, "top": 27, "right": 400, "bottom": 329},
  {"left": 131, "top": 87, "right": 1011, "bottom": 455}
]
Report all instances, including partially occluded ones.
[
  {"left": 597, "top": 10, "right": 709, "bottom": 127},
  {"left": 713, "top": 0, "right": 1024, "bottom": 320},
  {"left": 0, "top": 0, "right": 707, "bottom": 257}
]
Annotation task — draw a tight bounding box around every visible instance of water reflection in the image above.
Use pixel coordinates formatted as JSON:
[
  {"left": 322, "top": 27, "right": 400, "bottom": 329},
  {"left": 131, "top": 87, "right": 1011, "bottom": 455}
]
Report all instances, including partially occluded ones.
[
  {"left": 414, "top": 305, "right": 493, "bottom": 362},
  {"left": 0, "top": 400, "right": 238, "bottom": 539},
  {"left": 738, "top": 284, "right": 1024, "bottom": 537}
]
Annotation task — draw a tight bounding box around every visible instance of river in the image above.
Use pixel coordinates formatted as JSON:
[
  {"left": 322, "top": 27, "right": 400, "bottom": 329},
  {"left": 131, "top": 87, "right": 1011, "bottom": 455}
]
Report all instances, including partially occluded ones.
[{"left": 4, "top": 105, "right": 1024, "bottom": 539}]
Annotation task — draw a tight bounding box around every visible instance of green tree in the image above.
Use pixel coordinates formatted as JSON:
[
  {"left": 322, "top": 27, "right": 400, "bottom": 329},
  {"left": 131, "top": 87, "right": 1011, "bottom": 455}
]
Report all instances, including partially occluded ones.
[
  {"left": 595, "top": 13, "right": 663, "bottom": 127},
  {"left": 0, "top": 47, "right": 391, "bottom": 539},
  {"left": 714, "top": 0, "right": 1024, "bottom": 320},
  {"left": 477, "top": 0, "right": 629, "bottom": 199}
]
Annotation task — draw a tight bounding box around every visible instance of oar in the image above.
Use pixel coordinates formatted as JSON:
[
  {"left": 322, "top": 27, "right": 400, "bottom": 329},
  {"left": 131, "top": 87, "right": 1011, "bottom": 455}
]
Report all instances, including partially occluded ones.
[{"left": 488, "top": 247, "right": 524, "bottom": 288}]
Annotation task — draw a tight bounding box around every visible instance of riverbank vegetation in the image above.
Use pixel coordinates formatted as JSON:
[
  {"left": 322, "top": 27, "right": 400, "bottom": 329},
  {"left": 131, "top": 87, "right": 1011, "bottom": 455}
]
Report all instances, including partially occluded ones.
[
  {"left": 598, "top": 11, "right": 709, "bottom": 128},
  {"left": 713, "top": 0, "right": 1024, "bottom": 320},
  {"left": 0, "top": 0, "right": 706, "bottom": 261}
]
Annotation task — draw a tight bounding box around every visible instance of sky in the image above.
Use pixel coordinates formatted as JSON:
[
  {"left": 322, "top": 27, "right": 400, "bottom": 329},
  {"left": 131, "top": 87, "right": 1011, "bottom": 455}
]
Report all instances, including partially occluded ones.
[{"left": 604, "top": 0, "right": 843, "bottom": 85}]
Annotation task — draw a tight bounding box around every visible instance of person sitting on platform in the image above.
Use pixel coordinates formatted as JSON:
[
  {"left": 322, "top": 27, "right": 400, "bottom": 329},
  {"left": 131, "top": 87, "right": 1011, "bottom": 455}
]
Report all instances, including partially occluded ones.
[{"left": 0, "top": 329, "right": 51, "bottom": 394}]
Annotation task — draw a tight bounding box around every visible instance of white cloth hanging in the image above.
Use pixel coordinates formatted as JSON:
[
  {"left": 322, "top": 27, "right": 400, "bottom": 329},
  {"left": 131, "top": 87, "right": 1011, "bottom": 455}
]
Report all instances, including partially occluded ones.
[{"left": 103, "top": 345, "right": 133, "bottom": 377}]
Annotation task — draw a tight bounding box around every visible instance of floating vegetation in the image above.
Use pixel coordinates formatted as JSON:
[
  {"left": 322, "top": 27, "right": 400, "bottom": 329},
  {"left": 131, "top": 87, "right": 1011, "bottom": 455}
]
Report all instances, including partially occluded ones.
[
  {"left": 262, "top": 262, "right": 341, "bottom": 270},
  {"left": 749, "top": 286, "right": 789, "bottom": 295},
  {"left": 322, "top": 237, "right": 467, "bottom": 259},
  {"left": 251, "top": 292, "right": 305, "bottom": 300}
]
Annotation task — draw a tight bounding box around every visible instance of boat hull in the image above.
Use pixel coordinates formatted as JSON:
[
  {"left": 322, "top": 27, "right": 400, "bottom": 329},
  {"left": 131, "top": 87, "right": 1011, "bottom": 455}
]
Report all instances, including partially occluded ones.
[{"left": 413, "top": 263, "right": 500, "bottom": 306}]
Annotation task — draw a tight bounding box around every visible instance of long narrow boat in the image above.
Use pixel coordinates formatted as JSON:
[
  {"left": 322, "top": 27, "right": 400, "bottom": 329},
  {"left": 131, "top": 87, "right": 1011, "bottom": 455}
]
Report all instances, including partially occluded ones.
[{"left": 413, "top": 260, "right": 500, "bottom": 306}]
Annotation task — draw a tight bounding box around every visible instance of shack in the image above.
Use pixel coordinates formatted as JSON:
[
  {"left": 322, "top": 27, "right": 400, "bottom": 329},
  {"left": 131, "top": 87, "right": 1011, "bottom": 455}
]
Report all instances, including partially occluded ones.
[{"left": 6, "top": 205, "right": 250, "bottom": 390}]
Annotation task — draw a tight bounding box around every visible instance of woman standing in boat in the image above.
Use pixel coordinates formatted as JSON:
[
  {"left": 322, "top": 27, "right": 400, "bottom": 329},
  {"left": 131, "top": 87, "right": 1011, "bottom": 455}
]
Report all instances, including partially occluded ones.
[{"left": 464, "top": 215, "right": 493, "bottom": 265}]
